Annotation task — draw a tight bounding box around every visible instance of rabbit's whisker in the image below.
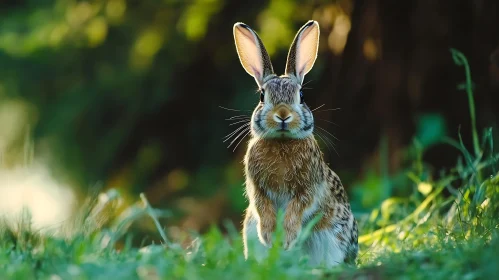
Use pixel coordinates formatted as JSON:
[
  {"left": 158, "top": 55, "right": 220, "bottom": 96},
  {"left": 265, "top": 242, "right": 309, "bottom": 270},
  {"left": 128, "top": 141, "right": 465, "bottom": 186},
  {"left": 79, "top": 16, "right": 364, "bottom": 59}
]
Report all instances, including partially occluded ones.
[
  {"left": 314, "top": 130, "right": 338, "bottom": 156},
  {"left": 302, "top": 79, "right": 313, "bottom": 87},
  {"left": 316, "top": 125, "right": 339, "bottom": 141},
  {"left": 313, "top": 130, "right": 333, "bottom": 154},
  {"left": 227, "top": 119, "right": 249, "bottom": 123},
  {"left": 229, "top": 119, "right": 250, "bottom": 126},
  {"left": 314, "top": 129, "right": 335, "bottom": 148},
  {"left": 315, "top": 108, "right": 341, "bottom": 113},
  {"left": 311, "top": 104, "right": 325, "bottom": 112},
  {"left": 223, "top": 124, "right": 250, "bottom": 142},
  {"left": 317, "top": 118, "right": 339, "bottom": 127},
  {"left": 232, "top": 130, "right": 252, "bottom": 152},
  {"left": 228, "top": 127, "right": 250, "bottom": 149},
  {"left": 225, "top": 115, "right": 250, "bottom": 120},
  {"left": 223, "top": 123, "right": 250, "bottom": 141},
  {"left": 218, "top": 106, "right": 252, "bottom": 112}
]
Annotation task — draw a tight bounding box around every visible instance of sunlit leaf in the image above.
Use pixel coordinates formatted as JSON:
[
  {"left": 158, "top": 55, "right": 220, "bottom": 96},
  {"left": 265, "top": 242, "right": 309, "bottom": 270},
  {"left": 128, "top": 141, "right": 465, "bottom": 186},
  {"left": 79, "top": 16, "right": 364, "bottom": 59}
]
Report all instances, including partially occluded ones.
[{"left": 417, "top": 182, "right": 433, "bottom": 196}]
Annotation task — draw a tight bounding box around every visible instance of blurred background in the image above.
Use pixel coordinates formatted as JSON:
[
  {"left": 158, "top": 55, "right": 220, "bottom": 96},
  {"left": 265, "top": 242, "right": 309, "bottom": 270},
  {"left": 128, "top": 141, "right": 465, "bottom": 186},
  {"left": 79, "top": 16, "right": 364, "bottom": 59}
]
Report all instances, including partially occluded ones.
[{"left": 0, "top": 0, "right": 498, "bottom": 243}]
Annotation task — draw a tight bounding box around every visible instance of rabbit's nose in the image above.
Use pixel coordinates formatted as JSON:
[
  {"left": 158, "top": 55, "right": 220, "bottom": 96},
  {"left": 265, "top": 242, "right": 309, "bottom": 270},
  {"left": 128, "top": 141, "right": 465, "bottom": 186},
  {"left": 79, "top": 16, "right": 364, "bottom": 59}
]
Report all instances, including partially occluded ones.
[{"left": 273, "top": 113, "right": 293, "bottom": 123}]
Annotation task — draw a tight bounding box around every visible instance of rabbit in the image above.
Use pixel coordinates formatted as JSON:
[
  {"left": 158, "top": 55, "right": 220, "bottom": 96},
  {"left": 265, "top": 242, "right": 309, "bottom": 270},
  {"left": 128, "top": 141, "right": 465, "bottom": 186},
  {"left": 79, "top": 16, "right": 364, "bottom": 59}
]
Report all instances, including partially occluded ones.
[{"left": 232, "top": 20, "right": 358, "bottom": 267}]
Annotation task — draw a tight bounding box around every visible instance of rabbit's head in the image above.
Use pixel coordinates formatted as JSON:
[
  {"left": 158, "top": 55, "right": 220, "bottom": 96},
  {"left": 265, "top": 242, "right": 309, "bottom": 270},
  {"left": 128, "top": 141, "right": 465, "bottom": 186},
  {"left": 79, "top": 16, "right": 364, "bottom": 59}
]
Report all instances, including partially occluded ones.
[{"left": 233, "top": 21, "right": 320, "bottom": 140}]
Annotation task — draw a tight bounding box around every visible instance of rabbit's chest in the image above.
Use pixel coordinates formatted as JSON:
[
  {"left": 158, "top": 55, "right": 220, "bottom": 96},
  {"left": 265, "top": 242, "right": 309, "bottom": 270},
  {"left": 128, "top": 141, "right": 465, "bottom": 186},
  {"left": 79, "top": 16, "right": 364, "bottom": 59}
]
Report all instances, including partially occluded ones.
[{"left": 245, "top": 138, "right": 321, "bottom": 195}]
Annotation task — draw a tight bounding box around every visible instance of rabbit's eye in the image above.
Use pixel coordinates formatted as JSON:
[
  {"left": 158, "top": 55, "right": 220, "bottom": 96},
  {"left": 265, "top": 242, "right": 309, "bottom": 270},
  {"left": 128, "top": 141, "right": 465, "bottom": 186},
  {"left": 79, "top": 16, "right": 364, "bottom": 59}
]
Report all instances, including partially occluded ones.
[
  {"left": 300, "top": 90, "right": 304, "bottom": 104},
  {"left": 260, "top": 89, "right": 265, "bottom": 103}
]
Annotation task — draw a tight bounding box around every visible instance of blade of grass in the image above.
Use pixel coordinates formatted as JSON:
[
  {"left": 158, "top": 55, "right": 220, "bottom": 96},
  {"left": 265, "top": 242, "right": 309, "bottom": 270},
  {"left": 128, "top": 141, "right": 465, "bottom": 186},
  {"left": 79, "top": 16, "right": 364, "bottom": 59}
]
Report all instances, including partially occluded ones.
[
  {"left": 140, "top": 193, "right": 170, "bottom": 246},
  {"left": 450, "top": 48, "right": 480, "bottom": 157}
]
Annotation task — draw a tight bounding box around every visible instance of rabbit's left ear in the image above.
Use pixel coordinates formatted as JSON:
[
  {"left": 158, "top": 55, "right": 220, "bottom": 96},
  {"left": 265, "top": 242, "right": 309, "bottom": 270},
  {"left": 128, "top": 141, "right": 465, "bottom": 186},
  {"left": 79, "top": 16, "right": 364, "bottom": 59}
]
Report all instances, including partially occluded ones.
[{"left": 285, "top": 20, "right": 320, "bottom": 84}]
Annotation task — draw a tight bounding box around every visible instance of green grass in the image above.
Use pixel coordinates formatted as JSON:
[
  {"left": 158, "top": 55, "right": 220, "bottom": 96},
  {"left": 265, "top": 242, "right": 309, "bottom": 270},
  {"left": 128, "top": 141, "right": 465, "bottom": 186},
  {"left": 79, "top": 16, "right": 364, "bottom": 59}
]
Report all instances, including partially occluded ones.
[
  {"left": 4, "top": 164, "right": 498, "bottom": 280},
  {"left": 1, "top": 50, "right": 498, "bottom": 280}
]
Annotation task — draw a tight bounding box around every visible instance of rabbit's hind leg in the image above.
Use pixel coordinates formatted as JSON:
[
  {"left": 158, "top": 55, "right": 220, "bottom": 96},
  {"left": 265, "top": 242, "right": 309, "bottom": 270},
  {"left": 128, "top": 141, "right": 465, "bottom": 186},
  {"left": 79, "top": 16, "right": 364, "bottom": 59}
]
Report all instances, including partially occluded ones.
[{"left": 304, "top": 229, "right": 346, "bottom": 267}]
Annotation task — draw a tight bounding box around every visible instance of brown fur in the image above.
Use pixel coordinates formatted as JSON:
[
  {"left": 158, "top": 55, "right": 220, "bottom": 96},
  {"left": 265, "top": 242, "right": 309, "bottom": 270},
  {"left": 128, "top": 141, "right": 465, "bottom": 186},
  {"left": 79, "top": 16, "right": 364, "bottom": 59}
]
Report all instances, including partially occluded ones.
[{"left": 243, "top": 135, "right": 356, "bottom": 251}]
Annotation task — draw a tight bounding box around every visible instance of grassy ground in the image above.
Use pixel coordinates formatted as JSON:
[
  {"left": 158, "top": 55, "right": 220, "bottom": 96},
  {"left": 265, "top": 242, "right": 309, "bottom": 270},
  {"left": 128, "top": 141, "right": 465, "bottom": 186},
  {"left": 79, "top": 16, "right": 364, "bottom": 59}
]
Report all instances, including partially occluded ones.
[
  {"left": 1, "top": 165, "right": 497, "bottom": 280},
  {"left": 1, "top": 51, "right": 498, "bottom": 280}
]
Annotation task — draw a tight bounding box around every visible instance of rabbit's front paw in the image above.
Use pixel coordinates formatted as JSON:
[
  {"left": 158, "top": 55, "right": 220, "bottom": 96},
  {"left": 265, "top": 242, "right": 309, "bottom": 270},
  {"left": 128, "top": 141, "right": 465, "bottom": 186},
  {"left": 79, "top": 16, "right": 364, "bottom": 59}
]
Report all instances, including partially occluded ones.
[
  {"left": 284, "top": 220, "right": 301, "bottom": 250},
  {"left": 257, "top": 220, "right": 275, "bottom": 247}
]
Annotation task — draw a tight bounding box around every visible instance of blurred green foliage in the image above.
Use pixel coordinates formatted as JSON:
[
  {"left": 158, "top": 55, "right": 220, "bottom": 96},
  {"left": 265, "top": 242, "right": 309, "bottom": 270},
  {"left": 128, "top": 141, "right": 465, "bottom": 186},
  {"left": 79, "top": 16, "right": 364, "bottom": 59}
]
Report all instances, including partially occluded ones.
[
  {"left": 0, "top": 0, "right": 316, "bottom": 183},
  {"left": 0, "top": 0, "right": 359, "bottom": 229}
]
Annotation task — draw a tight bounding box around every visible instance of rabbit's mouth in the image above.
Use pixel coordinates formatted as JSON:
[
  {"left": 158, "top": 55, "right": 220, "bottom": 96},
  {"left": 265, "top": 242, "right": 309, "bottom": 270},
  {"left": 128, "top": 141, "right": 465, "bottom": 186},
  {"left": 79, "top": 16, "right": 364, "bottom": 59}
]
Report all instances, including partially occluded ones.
[
  {"left": 259, "top": 127, "right": 306, "bottom": 140},
  {"left": 276, "top": 129, "right": 293, "bottom": 139}
]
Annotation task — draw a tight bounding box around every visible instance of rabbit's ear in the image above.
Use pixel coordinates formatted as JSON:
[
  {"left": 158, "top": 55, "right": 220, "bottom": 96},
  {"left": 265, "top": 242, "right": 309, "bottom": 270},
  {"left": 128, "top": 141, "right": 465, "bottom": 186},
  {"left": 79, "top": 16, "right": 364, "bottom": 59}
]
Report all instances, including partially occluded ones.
[
  {"left": 233, "top": 22, "right": 274, "bottom": 87},
  {"left": 285, "top": 20, "right": 320, "bottom": 84}
]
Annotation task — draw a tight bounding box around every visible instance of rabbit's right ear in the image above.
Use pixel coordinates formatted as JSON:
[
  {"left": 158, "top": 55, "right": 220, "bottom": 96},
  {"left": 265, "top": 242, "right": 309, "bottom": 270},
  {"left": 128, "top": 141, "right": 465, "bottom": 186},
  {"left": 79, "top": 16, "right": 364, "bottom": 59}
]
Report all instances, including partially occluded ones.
[
  {"left": 285, "top": 21, "right": 320, "bottom": 84},
  {"left": 233, "top": 23, "right": 274, "bottom": 87}
]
